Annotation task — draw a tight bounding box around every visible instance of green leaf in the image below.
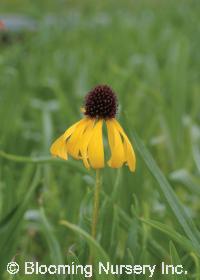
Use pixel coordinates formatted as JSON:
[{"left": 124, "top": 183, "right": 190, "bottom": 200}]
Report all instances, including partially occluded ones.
[
  {"left": 60, "top": 220, "right": 109, "bottom": 262},
  {"left": 39, "top": 207, "right": 65, "bottom": 280},
  {"left": 0, "top": 150, "right": 87, "bottom": 174},
  {"left": 124, "top": 249, "right": 136, "bottom": 280},
  {"left": 67, "top": 251, "right": 86, "bottom": 280},
  {"left": 102, "top": 191, "right": 168, "bottom": 260},
  {"left": 60, "top": 220, "right": 115, "bottom": 280},
  {"left": 170, "top": 241, "right": 188, "bottom": 280},
  {"left": 131, "top": 130, "right": 200, "bottom": 254},
  {"left": 0, "top": 167, "right": 41, "bottom": 275},
  {"left": 140, "top": 218, "right": 196, "bottom": 254}
]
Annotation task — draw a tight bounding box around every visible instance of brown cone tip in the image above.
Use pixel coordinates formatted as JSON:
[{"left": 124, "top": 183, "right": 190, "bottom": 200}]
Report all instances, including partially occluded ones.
[{"left": 84, "top": 85, "right": 118, "bottom": 119}]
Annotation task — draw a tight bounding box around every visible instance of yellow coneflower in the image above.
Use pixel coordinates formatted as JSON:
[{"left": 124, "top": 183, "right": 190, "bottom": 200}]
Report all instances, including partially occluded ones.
[{"left": 50, "top": 85, "right": 136, "bottom": 172}]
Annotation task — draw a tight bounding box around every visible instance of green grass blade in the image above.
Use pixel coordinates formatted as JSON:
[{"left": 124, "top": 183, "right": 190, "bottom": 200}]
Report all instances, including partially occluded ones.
[
  {"left": 170, "top": 241, "right": 188, "bottom": 280},
  {"left": 39, "top": 207, "right": 65, "bottom": 280},
  {"left": 131, "top": 130, "right": 200, "bottom": 253},
  {"left": 140, "top": 218, "right": 197, "bottom": 255},
  {"left": 67, "top": 251, "right": 86, "bottom": 280},
  {"left": 60, "top": 220, "right": 115, "bottom": 280},
  {"left": 0, "top": 167, "right": 41, "bottom": 274},
  {"left": 60, "top": 220, "right": 110, "bottom": 262},
  {"left": 0, "top": 150, "right": 87, "bottom": 174}
]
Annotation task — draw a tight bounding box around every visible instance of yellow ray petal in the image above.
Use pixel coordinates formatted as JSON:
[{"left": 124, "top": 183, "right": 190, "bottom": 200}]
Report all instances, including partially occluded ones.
[
  {"left": 106, "top": 119, "right": 125, "bottom": 168},
  {"left": 88, "top": 119, "right": 104, "bottom": 169},
  {"left": 123, "top": 135, "right": 136, "bottom": 172},
  {"left": 112, "top": 119, "right": 136, "bottom": 172},
  {"left": 66, "top": 118, "right": 91, "bottom": 159},
  {"left": 79, "top": 119, "right": 95, "bottom": 169},
  {"left": 63, "top": 120, "right": 82, "bottom": 139},
  {"left": 50, "top": 134, "right": 68, "bottom": 160},
  {"left": 50, "top": 119, "right": 82, "bottom": 160}
]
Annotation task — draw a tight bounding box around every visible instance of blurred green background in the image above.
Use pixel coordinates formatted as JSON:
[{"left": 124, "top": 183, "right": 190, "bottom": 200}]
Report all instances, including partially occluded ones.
[{"left": 0, "top": 0, "right": 200, "bottom": 279}]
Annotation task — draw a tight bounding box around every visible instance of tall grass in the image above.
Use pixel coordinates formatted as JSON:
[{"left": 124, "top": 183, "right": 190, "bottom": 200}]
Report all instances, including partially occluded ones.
[{"left": 0, "top": 0, "right": 200, "bottom": 279}]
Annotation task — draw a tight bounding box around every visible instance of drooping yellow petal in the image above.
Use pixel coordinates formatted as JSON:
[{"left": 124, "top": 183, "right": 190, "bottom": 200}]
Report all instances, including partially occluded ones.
[
  {"left": 50, "top": 119, "right": 82, "bottom": 160},
  {"left": 63, "top": 120, "right": 82, "bottom": 140},
  {"left": 106, "top": 119, "right": 125, "bottom": 168},
  {"left": 50, "top": 134, "right": 68, "bottom": 160},
  {"left": 79, "top": 119, "right": 95, "bottom": 169},
  {"left": 112, "top": 119, "right": 136, "bottom": 172},
  {"left": 87, "top": 119, "right": 104, "bottom": 169},
  {"left": 66, "top": 118, "right": 91, "bottom": 159}
]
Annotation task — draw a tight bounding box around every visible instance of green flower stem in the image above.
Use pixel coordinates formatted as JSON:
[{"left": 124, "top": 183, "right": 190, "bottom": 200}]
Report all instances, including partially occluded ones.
[
  {"left": 89, "top": 169, "right": 101, "bottom": 267},
  {"left": 91, "top": 169, "right": 101, "bottom": 240}
]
